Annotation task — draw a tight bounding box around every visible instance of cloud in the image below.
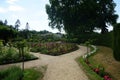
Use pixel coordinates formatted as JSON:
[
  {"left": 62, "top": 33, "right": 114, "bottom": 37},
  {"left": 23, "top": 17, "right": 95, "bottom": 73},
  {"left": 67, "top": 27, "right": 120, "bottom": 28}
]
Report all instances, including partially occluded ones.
[
  {"left": 0, "top": 7, "right": 7, "bottom": 13},
  {"left": 0, "top": 5, "right": 24, "bottom": 13},
  {"left": 6, "top": 0, "right": 19, "bottom": 4},
  {"left": 8, "top": 5, "right": 24, "bottom": 11}
]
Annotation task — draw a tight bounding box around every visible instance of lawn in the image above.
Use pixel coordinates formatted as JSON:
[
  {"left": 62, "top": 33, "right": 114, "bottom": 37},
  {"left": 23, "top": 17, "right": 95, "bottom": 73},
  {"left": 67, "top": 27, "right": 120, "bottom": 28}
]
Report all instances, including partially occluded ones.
[
  {"left": 77, "top": 46, "right": 120, "bottom": 80},
  {"left": 90, "top": 46, "right": 120, "bottom": 80}
]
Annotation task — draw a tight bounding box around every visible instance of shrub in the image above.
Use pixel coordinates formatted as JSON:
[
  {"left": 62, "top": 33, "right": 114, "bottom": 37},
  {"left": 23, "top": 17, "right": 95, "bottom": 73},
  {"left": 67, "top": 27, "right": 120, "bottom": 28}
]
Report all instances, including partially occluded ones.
[
  {"left": 0, "top": 46, "right": 37, "bottom": 65},
  {"left": 0, "top": 66, "right": 22, "bottom": 80},
  {"left": 0, "top": 66, "right": 43, "bottom": 80}
]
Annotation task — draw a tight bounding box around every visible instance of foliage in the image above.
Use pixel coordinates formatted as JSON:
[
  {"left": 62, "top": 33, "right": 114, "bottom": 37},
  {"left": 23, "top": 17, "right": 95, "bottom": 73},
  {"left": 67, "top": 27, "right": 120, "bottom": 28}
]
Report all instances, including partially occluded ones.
[
  {"left": 0, "top": 66, "right": 43, "bottom": 80},
  {"left": 78, "top": 45, "right": 113, "bottom": 80},
  {"left": 93, "top": 32, "right": 113, "bottom": 48},
  {"left": 0, "top": 66, "right": 22, "bottom": 80},
  {"left": 77, "top": 57, "right": 103, "bottom": 80},
  {"left": 66, "top": 32, "right": 113, "bottom": 47},
  {"left": 0, "top": 42, "right": 37, "bottom": 65},
  {"left": 0, "top": 40, "right": 4, "bottom": 53},
  {"left": 30, "top": 42, "right": 78, "bottom": 56},
  {"left": 113, "top": 23, "right": 120, "bottom": 61},
  {"left": 15, "top": 19, "right": 20, "bottom": 31},
  {"left": 84, "top": 45, "right": 113, "bottom": 80},
  {"left": 46, "top": 0, "right": 118, "bottom": 36},
  {"left": 0, "top": 24, "right": 17, "bottom": 43},
  {"left": 23, "top": 68, "right": 43, "bottom": 80}
]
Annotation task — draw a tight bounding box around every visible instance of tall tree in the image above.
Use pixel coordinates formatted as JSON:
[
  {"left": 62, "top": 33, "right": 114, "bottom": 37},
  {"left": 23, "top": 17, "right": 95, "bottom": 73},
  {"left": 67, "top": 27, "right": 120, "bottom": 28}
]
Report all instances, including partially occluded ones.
[
  {"left": 0, "top": 24, "right": 17, "bottom": 43},
  {"left": 96, "top": 0, "right": 118, "bottom": 34},
  {"left": 0, "top": 20, "right": 3, "bottom": 25},
  {"left": 46, "top": 0, "right": 118, "bottom": 35},
  {"left": 15, "top": 19, "right": 21, "bottom": 31},
  {"left": 4, "top": 19, "right": 8, "bottom": 25}
]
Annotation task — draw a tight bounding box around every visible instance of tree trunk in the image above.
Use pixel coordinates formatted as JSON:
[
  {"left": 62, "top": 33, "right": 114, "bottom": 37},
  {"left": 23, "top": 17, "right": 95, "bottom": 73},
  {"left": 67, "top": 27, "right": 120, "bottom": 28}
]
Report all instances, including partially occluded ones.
[{"left": 101, "top": 24, "right": 108, "bottom": 34}]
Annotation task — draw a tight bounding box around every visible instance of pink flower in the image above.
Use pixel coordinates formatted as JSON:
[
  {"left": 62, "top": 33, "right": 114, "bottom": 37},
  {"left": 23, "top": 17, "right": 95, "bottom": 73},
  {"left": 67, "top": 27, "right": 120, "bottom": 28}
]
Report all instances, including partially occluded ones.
[
  {"left": 104, "top": 75, "right": 112, "bottom": 80},
  {"left": 94, "top": 68, "right": 99, "bottom": 74}
]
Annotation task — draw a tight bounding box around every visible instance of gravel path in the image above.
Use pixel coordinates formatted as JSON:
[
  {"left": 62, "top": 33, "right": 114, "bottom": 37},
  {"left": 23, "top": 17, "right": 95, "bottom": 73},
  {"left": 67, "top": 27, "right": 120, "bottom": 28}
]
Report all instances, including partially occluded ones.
[
  {"left": 43, "top": 46, "right": 89, "bottom": 80},
  {"left": 0, "top": 46, "right": 89, "bottom": 80}
]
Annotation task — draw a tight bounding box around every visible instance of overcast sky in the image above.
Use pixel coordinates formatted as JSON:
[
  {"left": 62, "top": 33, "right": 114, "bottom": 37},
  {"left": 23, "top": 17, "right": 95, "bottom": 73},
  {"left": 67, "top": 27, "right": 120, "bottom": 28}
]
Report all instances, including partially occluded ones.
[{"left": 0, "top": 0, "right": 120, "bottom": 33}]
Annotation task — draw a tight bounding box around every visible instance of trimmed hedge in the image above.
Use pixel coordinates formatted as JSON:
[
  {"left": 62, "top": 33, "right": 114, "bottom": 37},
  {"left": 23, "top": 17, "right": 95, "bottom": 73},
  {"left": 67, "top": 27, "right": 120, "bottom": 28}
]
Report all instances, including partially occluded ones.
[{"left": 113, "top": 23, "right": 120, "bottom": 61}]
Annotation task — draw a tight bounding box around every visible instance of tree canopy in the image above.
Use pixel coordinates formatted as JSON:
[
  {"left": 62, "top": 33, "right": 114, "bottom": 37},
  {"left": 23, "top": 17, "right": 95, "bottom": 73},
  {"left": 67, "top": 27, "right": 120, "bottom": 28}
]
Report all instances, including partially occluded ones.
[
  {"left": 0, "top": 23, "right": 17, "bottom": 43},
  {"left": 15, "top": 19, "right": 21, "bottom": 31},
  {"left": 46, "top": 0, "right": 118, "bottom": 35}
]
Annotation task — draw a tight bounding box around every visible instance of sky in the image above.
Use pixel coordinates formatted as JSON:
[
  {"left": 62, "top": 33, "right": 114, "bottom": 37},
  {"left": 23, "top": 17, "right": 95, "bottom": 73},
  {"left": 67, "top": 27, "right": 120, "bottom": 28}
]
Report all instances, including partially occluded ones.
[{"left": 0, "top": 0, "right": 120, "bottom": 33}]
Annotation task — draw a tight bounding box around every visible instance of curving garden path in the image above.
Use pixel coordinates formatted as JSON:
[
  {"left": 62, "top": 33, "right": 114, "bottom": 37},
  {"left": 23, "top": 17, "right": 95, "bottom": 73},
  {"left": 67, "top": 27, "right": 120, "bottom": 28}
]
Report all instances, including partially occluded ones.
[{"left": 0, "top": 46, "right": 89, "bottom": 80}]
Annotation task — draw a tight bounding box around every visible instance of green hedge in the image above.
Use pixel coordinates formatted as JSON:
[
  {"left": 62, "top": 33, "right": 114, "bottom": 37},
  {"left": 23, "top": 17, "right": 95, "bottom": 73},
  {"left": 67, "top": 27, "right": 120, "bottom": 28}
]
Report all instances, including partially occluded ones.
[{"left": 113, "top": 23, "right": 120, "bottom": 61}]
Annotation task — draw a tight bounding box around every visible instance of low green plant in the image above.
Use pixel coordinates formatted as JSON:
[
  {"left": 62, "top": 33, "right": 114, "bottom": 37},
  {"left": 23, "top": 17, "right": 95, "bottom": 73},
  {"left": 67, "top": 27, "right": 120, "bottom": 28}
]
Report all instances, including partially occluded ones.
[
  {"left": 77, "top": 57, "right": 103, "bottom": 80},
  {"left": 23, "top": 68, "right": 43, "bottom": 80},
  {"left": 0, "top": 66, "right": 22, "bottom": 80},
  {"left": 0, "top": 66, "right": 43, "bottom": 80},
  {"left": 0, "top": 45, "right": 37, "bottom": 65}
]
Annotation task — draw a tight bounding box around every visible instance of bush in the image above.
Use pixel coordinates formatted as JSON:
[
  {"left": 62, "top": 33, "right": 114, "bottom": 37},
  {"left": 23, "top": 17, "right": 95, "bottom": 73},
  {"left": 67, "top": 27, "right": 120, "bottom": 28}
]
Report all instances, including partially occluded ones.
[
  {"left": 0, "top": 46, "right": 37, "bottom": 65},
  {"left": 93, "top": 32, "right": 113, "bottom": 48},
  {"left": 0, "top": 66, "right": 22, "bottom": 80},
  {"left": 0, "top": 66, "right": 43, "bottom": 80}
]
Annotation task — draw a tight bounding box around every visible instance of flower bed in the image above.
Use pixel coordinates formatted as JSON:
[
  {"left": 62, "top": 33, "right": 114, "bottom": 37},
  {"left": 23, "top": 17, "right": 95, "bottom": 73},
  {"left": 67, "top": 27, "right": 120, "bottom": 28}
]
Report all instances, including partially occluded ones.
[
  {"left": 0, "top": 46, "right": 38, "bottom": 65},
  {"left": 30, "top": 42, "right": 78, "bottom": 56},
  {"left": 83, "top": 45, "right": 112, "bottom": 80}
]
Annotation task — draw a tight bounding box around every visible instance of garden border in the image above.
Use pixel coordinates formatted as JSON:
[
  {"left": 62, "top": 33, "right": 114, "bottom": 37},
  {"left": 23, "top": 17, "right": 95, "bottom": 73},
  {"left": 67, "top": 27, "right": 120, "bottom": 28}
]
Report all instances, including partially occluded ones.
[
  {"left": 80, "top": 45, "right": 113, "bottom": 80},
  {"left": 82, "top": 45, "right": 97, "bottom": 59}
]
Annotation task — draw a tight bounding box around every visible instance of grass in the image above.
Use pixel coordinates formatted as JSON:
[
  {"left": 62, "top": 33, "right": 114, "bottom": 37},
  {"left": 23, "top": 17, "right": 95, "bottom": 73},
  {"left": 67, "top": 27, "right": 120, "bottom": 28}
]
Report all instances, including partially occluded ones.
[
  {"left": 23, "top": 68, "right": 43, "bottom": 80},
  {"left": 77, "top": 57, "right": 103, "bottom": 80},
  {"left": 78, "top": 46, "right": 120, "bottom": 80},
  {"left": 0, "top": 66, "right": 44, "bottom": 80},
  {"left": 90, "top": 46, "right": 120, "bottom": 80}
]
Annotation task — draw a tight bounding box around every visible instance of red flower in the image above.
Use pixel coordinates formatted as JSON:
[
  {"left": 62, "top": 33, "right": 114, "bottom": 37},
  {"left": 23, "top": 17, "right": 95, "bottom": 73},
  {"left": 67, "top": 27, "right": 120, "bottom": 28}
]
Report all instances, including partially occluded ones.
[
  {"left": 107, "top": 78, "right": 112, "bottom": 80},
  {"left": 94, "top": 68, "right": 99, "bottom": 74},
  {"left": 104, "top": 75, "right": 112, "bottom": 80},
  {"left": 104, "top": 75, "right": 109, "bottom": 79}
]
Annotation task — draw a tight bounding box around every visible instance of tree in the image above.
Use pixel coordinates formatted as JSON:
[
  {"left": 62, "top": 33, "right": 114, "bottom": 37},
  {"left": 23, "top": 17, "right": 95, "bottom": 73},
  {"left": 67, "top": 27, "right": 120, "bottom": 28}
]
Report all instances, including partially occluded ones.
[
  {"left": 0, "top": 24, "right": 17, "bottom": 43},
  {"left": 113, "top": 23, "right": 120, "bottom": 61},
  {"left": 16, "top": 40, "right": 27, "bottom": 80},
  {"left": 96, "top": 0, "right": 118, "bottom": 34},
  {"left": 15, "top": 19, "right": 21, "bottom": 31},
  {"left": 4, "top": 19, "right": 8, "bottom": 25},
  {"left": 46, "top": 0, "right": 118, "bottom": 35},
  {"left": 0, "top": 20, "right": 3, "bottom": 25}
]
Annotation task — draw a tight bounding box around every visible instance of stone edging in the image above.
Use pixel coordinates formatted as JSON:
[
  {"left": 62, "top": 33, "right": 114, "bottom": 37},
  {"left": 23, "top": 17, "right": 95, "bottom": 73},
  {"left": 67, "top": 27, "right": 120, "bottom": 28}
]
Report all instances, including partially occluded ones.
[{"left": 83, "top": 45, "right": 97, "bottom": 59}]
